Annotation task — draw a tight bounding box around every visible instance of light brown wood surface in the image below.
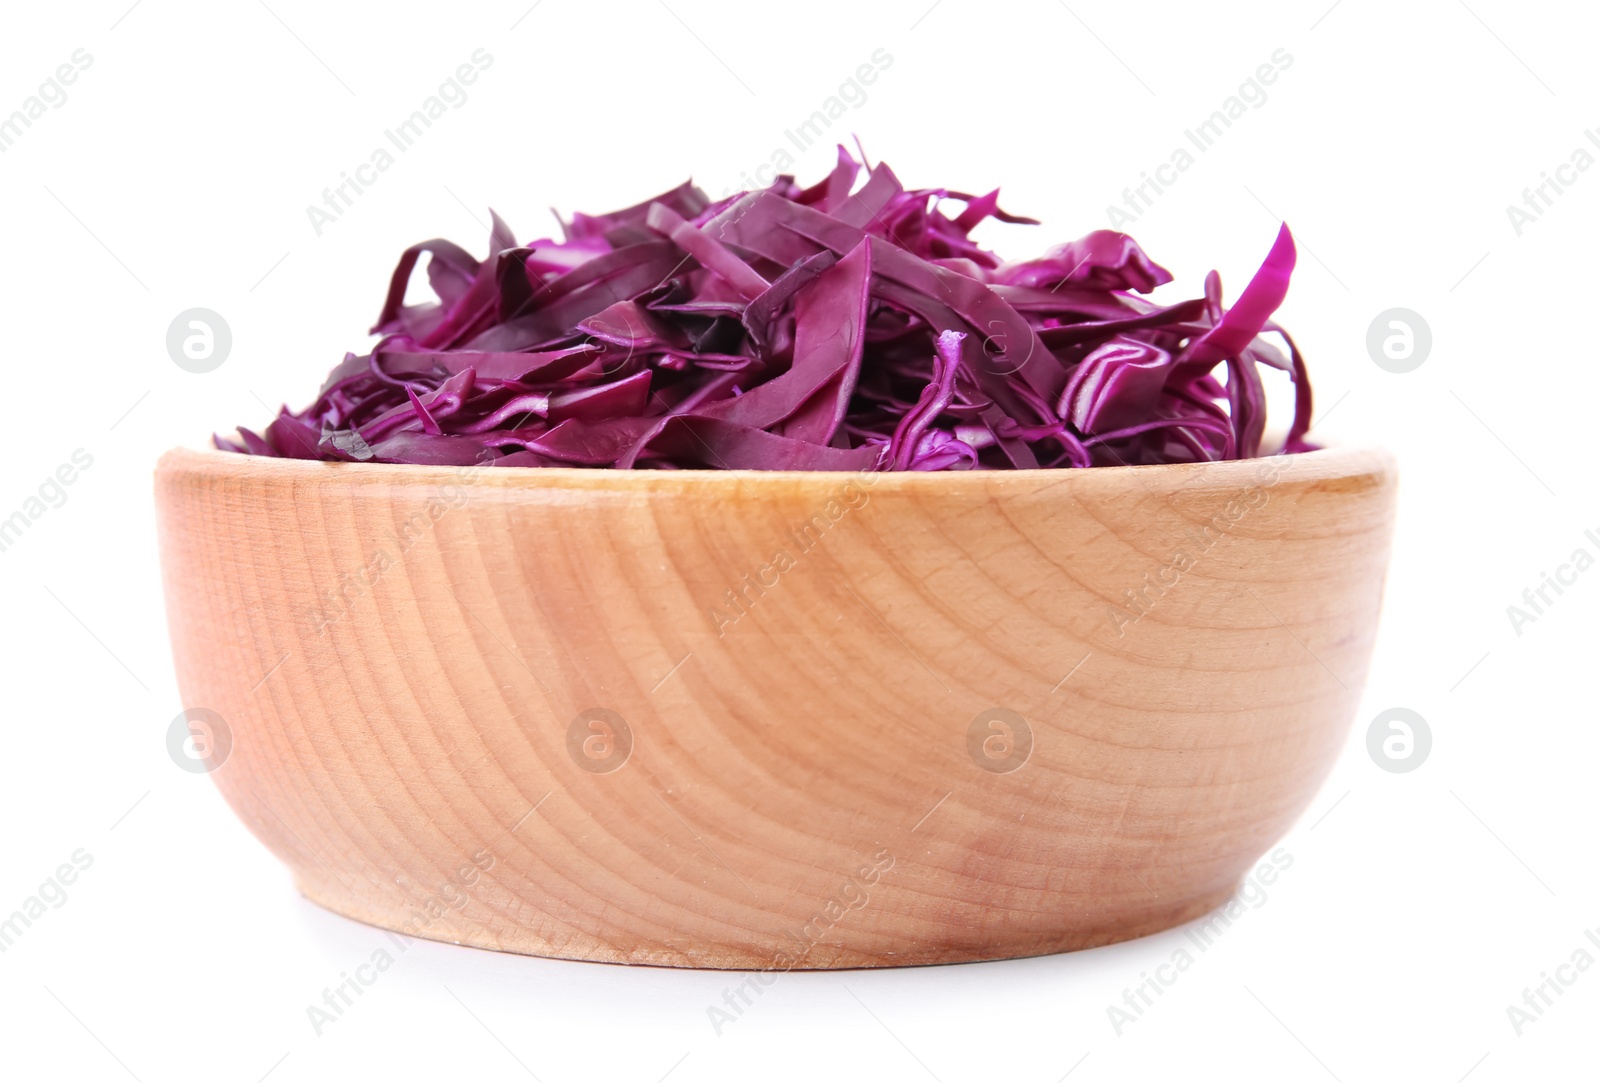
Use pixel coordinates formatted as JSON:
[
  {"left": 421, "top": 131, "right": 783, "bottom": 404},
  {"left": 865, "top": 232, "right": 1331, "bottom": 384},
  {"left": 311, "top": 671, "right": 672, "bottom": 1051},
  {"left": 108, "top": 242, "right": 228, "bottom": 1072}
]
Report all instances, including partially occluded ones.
[{"left": 155, "top": 444, "right": 1396, "bottom": 968}]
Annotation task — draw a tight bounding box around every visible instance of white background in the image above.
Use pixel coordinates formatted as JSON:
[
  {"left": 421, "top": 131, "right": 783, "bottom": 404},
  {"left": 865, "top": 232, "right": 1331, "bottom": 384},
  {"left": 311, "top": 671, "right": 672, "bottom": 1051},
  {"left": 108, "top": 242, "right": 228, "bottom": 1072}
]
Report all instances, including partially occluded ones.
[{"left": 1, "top": 0, "right": 1596, "bottom": 1079}]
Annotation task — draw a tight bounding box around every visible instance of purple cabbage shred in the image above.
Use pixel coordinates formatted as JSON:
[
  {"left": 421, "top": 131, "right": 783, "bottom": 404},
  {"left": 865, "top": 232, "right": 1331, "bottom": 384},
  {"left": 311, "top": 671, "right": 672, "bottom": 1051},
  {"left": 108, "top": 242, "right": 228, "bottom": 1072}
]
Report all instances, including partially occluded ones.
[{"left": 220, "top": 147, "right": 1315, "bottom": 471}]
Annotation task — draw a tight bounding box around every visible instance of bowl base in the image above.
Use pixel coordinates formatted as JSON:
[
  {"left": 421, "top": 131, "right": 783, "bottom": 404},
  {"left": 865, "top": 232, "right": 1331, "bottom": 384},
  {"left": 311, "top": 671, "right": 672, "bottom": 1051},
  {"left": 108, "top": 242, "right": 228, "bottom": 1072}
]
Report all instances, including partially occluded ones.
[{"left": 295, "top": 876, "right": 1242, "bottom": 970}]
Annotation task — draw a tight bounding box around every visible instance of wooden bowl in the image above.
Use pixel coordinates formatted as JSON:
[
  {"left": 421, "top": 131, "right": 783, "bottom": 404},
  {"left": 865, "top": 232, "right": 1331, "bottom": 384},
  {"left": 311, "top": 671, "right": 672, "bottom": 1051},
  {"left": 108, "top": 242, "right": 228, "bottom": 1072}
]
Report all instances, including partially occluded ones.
[{"left": 155, "top": 444, "right": 1395, "bottom": 968}]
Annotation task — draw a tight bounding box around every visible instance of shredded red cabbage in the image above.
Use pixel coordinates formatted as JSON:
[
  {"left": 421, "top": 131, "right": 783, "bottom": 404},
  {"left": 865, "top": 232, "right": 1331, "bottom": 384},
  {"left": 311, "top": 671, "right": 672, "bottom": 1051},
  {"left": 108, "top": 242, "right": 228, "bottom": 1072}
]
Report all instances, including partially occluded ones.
[{"left": 220, "top": 146, "right": 1314, "bottom": 470}]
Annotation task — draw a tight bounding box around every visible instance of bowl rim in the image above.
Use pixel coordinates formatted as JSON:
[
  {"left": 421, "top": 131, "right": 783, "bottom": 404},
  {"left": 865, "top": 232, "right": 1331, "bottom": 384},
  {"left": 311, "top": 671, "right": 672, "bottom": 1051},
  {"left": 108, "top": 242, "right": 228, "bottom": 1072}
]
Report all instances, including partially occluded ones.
[{"left": 157, "top": 443, "right": 1394, "bottom": 493}]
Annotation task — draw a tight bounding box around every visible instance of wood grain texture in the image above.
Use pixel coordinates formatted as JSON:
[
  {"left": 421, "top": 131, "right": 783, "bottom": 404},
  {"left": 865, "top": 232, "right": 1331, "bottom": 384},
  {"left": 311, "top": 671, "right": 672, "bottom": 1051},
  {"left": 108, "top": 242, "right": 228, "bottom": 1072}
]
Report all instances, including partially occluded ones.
[{"left": 154, "top": 445, "right": 1396, "bottom": 968}]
